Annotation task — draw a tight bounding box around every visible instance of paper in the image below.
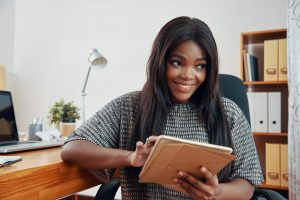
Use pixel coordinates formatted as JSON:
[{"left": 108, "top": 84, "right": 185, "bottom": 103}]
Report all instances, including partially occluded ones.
[
  {"left": 35, "top": 129, "right": 63, "bottom": 142},
  {"left": 0, "top": 155, "right": 22, "bottom": 166}
]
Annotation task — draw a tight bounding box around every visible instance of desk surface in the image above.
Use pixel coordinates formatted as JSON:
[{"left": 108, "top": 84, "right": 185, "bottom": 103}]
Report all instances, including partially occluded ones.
[{"left": 0, "top": 147, "right": 100, "bottom": 200}]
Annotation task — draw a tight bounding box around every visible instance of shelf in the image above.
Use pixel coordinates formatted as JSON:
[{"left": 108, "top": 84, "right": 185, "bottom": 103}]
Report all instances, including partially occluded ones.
[
  {"left": 240, "top": 29, "right": 287, "bottom": 83},
  {"left": 253, "top": 132, "right": 288, "bottom": 137},
  {"left": 241, "top": 29, "right": 286, "bottom": 44},
  {"left": 243, "top": 81, "right": 287, "bottom": 86},
  {"left": 241, "top": 29, "right": 289, "bottom": 191},
  {"left": 257, "top": 182, "right": 288, "bottom": 190}
]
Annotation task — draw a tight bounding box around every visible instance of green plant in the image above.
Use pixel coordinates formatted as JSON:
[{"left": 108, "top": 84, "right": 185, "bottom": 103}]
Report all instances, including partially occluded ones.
[{"left": 48, "top": 99, "right": 80, "bottom": 127}]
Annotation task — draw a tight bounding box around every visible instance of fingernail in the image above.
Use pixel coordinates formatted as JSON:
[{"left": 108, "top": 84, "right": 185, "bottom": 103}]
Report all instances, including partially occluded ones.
[
  {"left": 178, "top": 171, "right": 184, "bottom": 177},
  {"left": 173, "top": 178, "right": 178, "bottom": 183}
]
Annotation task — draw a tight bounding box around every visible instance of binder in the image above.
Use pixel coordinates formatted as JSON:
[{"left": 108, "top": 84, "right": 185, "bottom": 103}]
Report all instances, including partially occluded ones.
[
  {"left": 280, "top": 144, "right": 288, "bottom": 187},
  {"left": 247, "top": 92, "right": 255, "bottom": 132},
  {"left": 268, "top": 92, "right": 281, "bottom": 133},
  {"left": 254, "top": 92, "right": 268, "bottom": 132},
  {"left": 0, "top": 65, "right": 6, "bottom": 90},
  {"left": 264, "top": 40, "right": 278, "bottom": 81},
  {"left": 278, "top": 39, "right": 287, "bottom": 81},
  {"left": 249, "top": 54, "right": 259, "bottom": 81},
  {"left": 243, "top": 50, "right": 249, "bottom": 82},
  {"left": 266, "top": 143, "right": 280, "bottom": 186},
  {"left": 246, "top": 53, "right": 252, "bottom": 81}
]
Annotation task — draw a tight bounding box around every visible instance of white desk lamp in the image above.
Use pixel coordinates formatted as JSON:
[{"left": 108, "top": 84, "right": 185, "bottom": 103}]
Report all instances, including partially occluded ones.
[{"left": 81, "top": 48, "right": 107, "bottom": 122}]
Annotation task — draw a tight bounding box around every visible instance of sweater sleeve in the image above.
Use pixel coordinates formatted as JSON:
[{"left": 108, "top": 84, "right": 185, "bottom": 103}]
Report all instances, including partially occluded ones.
[
  {"left": 65, "top": 96, "right": 123, "bottom": 183},
  {"left": 224, "top": 98, "right": 264, "bottom": 185}
]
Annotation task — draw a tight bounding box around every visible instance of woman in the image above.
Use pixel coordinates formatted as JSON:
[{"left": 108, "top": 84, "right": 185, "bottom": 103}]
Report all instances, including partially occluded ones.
[{"left": 61, "top": 16, "right": 263, "bottom": 199}]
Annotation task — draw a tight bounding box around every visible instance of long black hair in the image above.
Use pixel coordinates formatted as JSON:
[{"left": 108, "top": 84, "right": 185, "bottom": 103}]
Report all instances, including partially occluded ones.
[{"left": 130, "top": 16, "right": 233, "bottom": 182}]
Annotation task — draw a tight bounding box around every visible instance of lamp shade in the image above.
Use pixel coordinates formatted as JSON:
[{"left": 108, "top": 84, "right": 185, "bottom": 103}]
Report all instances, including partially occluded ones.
[
  {"left": 82, "top": 48, "right": 107, "bottom": 122},
  {"left": 88, "top": 48, "right": 107, "bottom": 68}
]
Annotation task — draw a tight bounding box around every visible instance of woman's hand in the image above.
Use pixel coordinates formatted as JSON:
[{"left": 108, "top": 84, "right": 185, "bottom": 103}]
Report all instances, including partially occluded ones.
[
  {"left": 173, "top": 167, "right": 219, "bottom": 200},
  {"left": 128, "top": 136, "right": 158, "bottom": 167}
]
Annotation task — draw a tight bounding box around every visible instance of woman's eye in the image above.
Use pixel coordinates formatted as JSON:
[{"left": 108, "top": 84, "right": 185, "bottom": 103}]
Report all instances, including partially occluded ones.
[
  {"left": 171, "top": 60, "right": 181, "bottom": 67},
  {"left": 196, "top": 64, "right": 206, "bottom": 71}
]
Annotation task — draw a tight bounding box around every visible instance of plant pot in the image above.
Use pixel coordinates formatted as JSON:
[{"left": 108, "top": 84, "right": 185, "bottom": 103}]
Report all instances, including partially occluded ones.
[{"left": 59, "top": 122, "right": 76, "bottom": 137}]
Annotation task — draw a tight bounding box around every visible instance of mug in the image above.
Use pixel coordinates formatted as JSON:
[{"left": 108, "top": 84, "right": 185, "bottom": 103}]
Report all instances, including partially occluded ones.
[
  {"left": 59, "top": 122, "right": 76, "bottom": 137},
  {"left": 28, "top": 124, "right": 43, "bottom": 141}
]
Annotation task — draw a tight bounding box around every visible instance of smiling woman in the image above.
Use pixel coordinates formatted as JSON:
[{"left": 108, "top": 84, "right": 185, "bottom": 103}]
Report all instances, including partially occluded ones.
[{"left": 61, "top": 16, "right": 263, "bottom": 200}]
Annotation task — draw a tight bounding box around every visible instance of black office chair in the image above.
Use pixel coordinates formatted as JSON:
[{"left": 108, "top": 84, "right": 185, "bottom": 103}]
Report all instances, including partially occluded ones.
[
  {"left": 95, "top": 74, "right": 287, "bottom": 200},
  {"left": 95, "top": 178, "right": 120, "bottom": 200},
  {"left": 219, "top": 74, "right": 287, "bottom": 200}
]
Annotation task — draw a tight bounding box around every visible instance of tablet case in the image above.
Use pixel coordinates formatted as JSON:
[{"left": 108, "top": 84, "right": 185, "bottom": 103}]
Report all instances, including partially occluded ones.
[{"left": 139, "top": 135, "right": 236, "bottom": 193}]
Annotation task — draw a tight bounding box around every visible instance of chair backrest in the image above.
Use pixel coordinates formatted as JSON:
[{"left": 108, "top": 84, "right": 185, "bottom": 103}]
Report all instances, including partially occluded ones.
[
  {"left": 219, "top": 74, "right": 251, "bottom": 125},
  {"left": 219, "top": 74, "right": 287, "bottom": 200}
]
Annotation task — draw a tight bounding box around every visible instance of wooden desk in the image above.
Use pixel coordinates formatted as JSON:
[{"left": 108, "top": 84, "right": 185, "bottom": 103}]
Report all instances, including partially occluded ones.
[{"left": 0, "top": 147, "right": 100, "bottom": 200}]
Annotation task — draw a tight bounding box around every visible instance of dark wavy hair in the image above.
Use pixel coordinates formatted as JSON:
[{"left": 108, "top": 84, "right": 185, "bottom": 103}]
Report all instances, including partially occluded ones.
[{"left": 130, "top": 16, "right": 233, "bottom": 183}]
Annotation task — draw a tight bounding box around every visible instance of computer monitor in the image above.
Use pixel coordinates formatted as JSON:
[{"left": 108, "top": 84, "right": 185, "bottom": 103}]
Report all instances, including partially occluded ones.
[{"left": 0, "top": 90, "right": 19, "bottom": 142}]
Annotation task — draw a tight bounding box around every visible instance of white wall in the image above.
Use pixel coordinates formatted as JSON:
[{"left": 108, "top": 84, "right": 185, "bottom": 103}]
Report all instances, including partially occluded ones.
[
  {"left": 0, "top": 0, "right": 15, "bottom": 72},
  {"left": 1, "top": 0, "right": 287, "bottom": 131}
]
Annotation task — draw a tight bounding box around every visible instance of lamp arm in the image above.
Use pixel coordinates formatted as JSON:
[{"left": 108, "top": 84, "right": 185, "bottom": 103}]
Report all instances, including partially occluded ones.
[
  {"left": 81, "top": 65, "right": 92, "bottom": 96},
  {"left": 81, "top": 65, "right": 92, "bottom": 122}
]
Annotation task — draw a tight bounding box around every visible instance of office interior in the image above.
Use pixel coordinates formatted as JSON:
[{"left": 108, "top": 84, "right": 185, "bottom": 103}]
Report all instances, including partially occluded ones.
[{"left": 1, "top": 0, "right": 298, "bottom": 199}]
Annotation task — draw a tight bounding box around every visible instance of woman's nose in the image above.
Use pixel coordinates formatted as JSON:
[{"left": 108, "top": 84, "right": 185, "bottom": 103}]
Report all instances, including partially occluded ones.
[{"left": 180, "top": 67, "right": 195, "bottom": 79}]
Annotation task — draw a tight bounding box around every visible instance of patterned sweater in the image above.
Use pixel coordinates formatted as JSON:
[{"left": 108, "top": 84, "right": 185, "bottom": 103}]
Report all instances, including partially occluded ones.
[{"left": 66, "top": 91, "right": 263, "bottom": 199}]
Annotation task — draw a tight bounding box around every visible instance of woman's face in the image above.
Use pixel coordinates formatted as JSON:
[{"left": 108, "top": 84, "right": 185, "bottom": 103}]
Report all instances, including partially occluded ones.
[{"left": 166, "top": 40, "right": 207, "bottom": 104}]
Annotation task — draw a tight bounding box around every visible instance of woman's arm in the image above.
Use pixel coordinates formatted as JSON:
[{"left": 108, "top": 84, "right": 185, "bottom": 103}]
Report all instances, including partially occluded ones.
[
  {"left": 61, "top": 136, "right": 158, "bottom": 169},
  {"left": 213, "top": 178, "right": 253, "bottom": 200},
  {"left": 61, "top": 140, "right": 132, "bottom": 169}
]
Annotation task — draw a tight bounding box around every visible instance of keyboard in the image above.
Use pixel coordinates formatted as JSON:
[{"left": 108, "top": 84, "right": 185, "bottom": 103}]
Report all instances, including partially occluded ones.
[{"left": 0, "top": 141, "right": 39, "bottom": 146}]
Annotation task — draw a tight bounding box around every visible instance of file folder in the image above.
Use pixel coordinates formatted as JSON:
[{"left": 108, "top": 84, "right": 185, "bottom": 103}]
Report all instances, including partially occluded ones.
[
  {"left": 268, "top": 92, "right": 281, "bottom": 133},
  {"left": 264, "top": 40, "right": 278, "bottom": 81},
  {"left": 278, "top": 39, "right": 287, "bottom": 81},
  {"left": 254, "top": 92, "right": 268, "bottom": 132},
  {"left": 266, "top": 143, "right": 280, "bottom": 186},
  {"left": 280, "top": 144, "right": 288, "bottom": 187},
  {"left": 247, "top": 92, "right": 255, "bottom": 132}
]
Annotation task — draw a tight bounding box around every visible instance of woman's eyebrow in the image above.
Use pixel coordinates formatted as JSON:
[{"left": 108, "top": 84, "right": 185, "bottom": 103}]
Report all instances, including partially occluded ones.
[
  {"left": 169, "top": 54, "right": 184, "bottom": 59},
  {"left": 170, "top": 54, "right": 207, "bottom": 62}
]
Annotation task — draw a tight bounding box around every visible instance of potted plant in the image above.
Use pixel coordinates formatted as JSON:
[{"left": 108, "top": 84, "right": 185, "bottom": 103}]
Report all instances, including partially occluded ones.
[{"left": 48, "top": 99, "right": 80, "bottom": 136}]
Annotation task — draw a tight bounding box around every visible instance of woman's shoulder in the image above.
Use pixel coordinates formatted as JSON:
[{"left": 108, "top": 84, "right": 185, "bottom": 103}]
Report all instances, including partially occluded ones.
[
  {"left": 221, "top": 97, "right": 251, "bottom": 129},
  {"left": 114, "top": 91, "right": 141, "bottom": 103},
  {"left": 106, "top": 91, "right": 141, "bottom": 110},
  {"left": 96, "top": 91, "right": 141, "bottom": 117},
  {"left": 221, "top": 97, "right": 243, "bottom": 118}
]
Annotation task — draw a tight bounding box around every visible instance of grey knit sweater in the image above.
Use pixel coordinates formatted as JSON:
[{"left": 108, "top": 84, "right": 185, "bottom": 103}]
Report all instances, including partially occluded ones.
[{"left": 66, "top": 91, "right": 263, "bottom": 199}]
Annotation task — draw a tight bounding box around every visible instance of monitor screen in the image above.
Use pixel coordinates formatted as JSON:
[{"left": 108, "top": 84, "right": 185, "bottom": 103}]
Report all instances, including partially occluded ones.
[{"left": 0, "top": 91, "right": 18, "bottom": 141}]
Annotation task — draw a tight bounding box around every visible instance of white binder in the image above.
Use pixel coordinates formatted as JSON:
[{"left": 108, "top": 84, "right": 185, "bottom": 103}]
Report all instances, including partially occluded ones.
[
  {"left": 268, "top": 92, "right": 281, "bottom": 133},
  {"left": 254, "top": 92, "right": 268, "bottom": 132},
  {"left": 247, "top": 92, "right": 255, "bottom": 132}
]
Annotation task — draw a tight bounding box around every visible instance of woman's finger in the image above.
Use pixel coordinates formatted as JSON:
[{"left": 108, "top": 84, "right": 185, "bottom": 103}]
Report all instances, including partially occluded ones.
[
  {"left": 198, "top": 167, "right": 219, "bottom": 189},
  {"left": 145, "top": 136, "right": 157, "bottom": 147},
  {"left": 178, "top": 171, "right": 205, "bottom": 189},
  {"left": 173, "top": 176, "right": 205, "bottom": 199},
  {"left": 176, "top": 170, "right": 217, "bottom": 197},
  {"left": 198, "top": 167, "right": 214, "bottom": 183}
]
